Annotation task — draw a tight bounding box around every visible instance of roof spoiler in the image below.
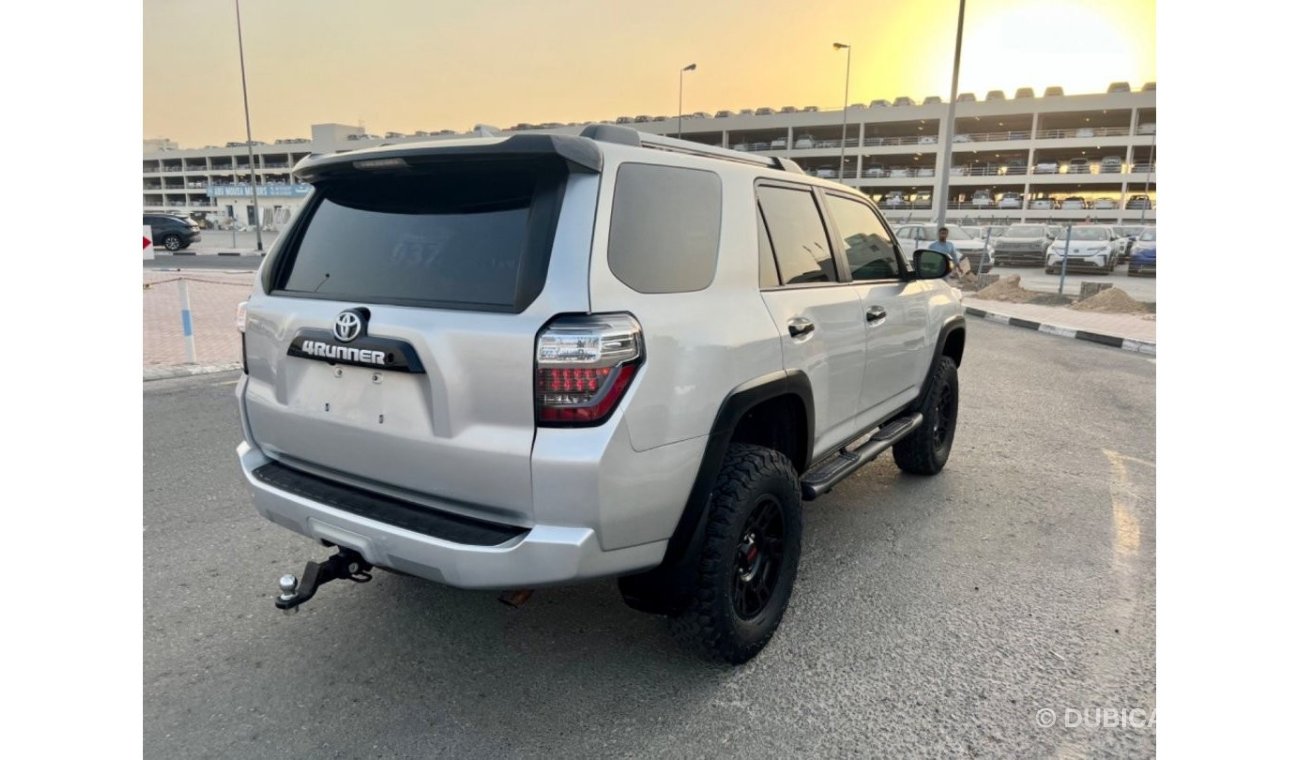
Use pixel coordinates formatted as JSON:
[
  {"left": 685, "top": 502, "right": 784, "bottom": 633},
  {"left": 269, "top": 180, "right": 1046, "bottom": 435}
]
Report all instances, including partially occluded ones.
[
  {"left": 579, "top": 124, "right": 804, "bottom": 174},
  {"left": 294, "top": 133, "right": 605, "bottom": 181}
]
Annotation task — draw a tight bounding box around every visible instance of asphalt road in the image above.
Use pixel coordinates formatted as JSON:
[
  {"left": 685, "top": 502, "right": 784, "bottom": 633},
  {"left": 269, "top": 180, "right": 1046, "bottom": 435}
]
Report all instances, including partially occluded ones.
[{"left": 144, "top": 320, "right": 1156, "bottom": 758}]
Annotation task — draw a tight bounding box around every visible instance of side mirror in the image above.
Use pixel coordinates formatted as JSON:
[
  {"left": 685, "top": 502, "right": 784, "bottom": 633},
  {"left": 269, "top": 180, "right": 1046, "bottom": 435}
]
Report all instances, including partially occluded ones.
[{"left": 913, "top": 249, "right": 953, "bottom": 279}]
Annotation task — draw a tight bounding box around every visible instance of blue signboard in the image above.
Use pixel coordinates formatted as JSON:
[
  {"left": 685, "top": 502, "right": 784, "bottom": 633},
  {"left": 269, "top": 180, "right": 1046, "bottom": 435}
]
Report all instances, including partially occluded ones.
[{"left": 207, "top": 183, "right": 312, "bottom": 198}]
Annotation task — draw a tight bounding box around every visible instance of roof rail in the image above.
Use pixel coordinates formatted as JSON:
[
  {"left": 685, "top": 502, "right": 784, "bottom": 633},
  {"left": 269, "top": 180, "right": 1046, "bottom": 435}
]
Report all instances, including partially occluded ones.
[{"left": 578, "top": 124, "right": 802, "bottom": 174}]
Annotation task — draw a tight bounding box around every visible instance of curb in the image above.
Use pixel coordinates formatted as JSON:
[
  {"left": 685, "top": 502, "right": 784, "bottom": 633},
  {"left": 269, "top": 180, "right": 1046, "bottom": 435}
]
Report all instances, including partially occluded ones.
[
  {"left": 144, "top": 362, "right": 242, "bottom": 381},
  {"left": 963, "top": 307, "right": 1156, "bottom": 355}
]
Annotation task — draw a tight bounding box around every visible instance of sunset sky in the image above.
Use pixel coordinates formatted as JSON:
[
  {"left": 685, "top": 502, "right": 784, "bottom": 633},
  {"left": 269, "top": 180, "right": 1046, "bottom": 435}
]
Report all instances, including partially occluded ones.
[{"left": 144, "top": 0, "right": 1155, "bottom": 148}]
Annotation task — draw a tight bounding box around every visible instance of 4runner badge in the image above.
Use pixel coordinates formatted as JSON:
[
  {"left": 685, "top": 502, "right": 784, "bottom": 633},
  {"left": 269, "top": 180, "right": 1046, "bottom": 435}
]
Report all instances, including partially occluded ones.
[{"left": 286, "top": 317, "right": 426, "bottom": 374}]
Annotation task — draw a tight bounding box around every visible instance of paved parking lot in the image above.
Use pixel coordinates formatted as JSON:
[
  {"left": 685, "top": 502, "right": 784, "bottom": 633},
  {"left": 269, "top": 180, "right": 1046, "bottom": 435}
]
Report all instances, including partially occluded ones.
[{"left": 144, "top": 320, "right": 1155, "bottom": 758}]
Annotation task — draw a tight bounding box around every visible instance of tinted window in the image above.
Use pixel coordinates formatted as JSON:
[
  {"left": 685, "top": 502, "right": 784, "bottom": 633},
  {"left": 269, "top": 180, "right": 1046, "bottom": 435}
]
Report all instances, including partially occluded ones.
[
  {"left": 278, "top": 159, "right": 565, "bottom": 311},
  {"left": 756, "top": 186, "right": 836, "bottom": 284},
  {"left": 824, "top": 195, "right": 899, "bottom": 280},
  {"left": 607, "top": 164, "right": 722, "bottom": 293}
]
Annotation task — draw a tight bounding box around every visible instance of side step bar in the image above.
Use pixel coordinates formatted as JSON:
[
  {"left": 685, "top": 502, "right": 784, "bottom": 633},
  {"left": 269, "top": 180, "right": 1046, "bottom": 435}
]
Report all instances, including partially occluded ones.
[{"left": 800, "top": 413, "right": 925, "bottom": 500}]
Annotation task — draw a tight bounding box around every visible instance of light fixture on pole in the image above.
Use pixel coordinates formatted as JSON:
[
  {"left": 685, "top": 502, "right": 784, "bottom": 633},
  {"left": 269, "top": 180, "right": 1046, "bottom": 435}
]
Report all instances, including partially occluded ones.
[
  {"left": 935, "top": 0, "right": 967, "bottom": 229},
  {"left": 678, "top": 63, "right": 696, "bottom": 139},
  {"left": 833, "top": 43, "right": 851, "bottom": 180},
  {"left": 235, "top": 0, "right": 263, "bottom": 252}
]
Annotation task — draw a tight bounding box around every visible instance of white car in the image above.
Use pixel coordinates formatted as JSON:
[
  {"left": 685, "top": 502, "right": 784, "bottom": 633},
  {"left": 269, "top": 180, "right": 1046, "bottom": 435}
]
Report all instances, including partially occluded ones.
[
  {"left": 1075, "top": 127, "right": 1095, "bottom": 138},
  {"left": 1045, "top": 225, "right": 1118, "bottom": 273},
  {"left": 1035, "top": 161, "right": 1060, "bottom": 174},
  {"left": 1092, "top": 198, "right": 1118, "bottom": 210},
  {"left": 770, "top": 138, "right": 788, "bottom": 150},
  {"left": 970, "top": 190, "right": 993, "bottom": 208},
  {"left": 793, "top": 134, "right": 814, "bottom": 149},
  {"left": 864, "top": 164, "right": 885, "bottom": 178},
  {"left": 889, "top": 168, "right": 911, "bottom": 177},
  {"left": 893, "top": 223, "right": 993, "bottom": 272},
  {"left": 917, "top": 167, "right": 935, "bottom": 177},
  {"left": 998, "top": 193, "right": 1023, "bottom": 209},
  {"left": 919, "top": 135, "right": 937, "bottom": 145},
  {"left": 1060, "top": 197, "right": 1087, "bottom": 210},
  {"left": 1137, "top": 122, "right": 1156, "bottom": 135},
  {"left": 953, "top": 134, "right": 972, "bottom": 143},
  {"left": 1029, "top": 198, "right": 1055, "bottom": 210}
]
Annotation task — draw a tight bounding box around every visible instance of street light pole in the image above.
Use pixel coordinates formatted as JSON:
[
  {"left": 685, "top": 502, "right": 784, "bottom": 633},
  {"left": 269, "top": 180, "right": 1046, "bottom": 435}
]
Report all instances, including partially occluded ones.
[
  {"left": 833, "top": 43, "right": 851, "bottom": 180},
  {"left": 235, "top": 0, "right": 263, "bottom": 252},
  {"left": 678, "top": 63, "right": 696, "bottom": 139},
  {"left": 935, "top": 0, "right": 967, "bottom": 229}
]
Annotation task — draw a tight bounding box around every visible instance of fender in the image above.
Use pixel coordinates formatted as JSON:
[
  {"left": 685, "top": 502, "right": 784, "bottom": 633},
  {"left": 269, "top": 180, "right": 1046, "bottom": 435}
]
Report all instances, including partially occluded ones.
[
  {"left": 913, "top": 314, "right": 966, "bottom": 410},
  {"left": 665, "top": 369, "right": 813, "bottom": 565},
  {"left": 617, "top": 370, "right": 813, "bottom": 613}
]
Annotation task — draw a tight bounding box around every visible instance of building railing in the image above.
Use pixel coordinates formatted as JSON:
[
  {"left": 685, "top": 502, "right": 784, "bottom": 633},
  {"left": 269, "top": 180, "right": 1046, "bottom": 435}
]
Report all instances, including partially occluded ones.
[
  {"left": 862, "top": 135, "right": 939, "bottom": 147},
  {"left": 1035, "top": 125, "right": 1131, "bottom": 139},
  {"left": 952, "top": 129, "right": 1033, "bottom": 143}
]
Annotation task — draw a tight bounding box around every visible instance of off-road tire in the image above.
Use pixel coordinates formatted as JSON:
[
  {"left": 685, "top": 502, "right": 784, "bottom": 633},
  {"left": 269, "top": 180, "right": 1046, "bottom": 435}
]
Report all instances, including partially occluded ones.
[
  {"left": 670, "top": 443, "right": 802, "bottom": 664},
  {"left": 893, "top": 356, "right": 959, "bottom": 475}
]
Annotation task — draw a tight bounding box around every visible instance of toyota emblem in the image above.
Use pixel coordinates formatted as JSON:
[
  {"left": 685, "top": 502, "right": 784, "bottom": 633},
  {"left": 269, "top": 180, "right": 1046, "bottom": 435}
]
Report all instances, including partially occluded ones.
[{"left": 333, "top": 310, "right": 364, "bottom": 343}]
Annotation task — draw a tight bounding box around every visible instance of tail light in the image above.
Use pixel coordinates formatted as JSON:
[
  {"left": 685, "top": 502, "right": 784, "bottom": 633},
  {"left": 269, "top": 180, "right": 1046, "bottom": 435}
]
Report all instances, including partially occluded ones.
[{"left": 535, "top": 314, "right": 643, "bottom": 427}]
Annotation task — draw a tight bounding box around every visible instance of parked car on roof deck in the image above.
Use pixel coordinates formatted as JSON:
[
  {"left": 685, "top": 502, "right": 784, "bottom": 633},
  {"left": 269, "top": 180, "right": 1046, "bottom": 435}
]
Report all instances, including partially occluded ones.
[
  {"left": 1060, "top": 196, "right": 1088, "bottom": 210},
  {"left": 1029, "top": 198, "right": 1056, "bottom": 210},
  {"left": 998, "top": 192, "right": 1023, "bottom": 209},
  {"left": 1092, "top": 198, "right": 1118, "bottom": 210},
  {"left": 1127, "top": 194, "right": 1153, "bottom": 209},
  {"left": 970, "top": 189, "right": 993, "bottom": 208},
  {"left": 793, "top": 134, "right": 814, "bottom": 149}
]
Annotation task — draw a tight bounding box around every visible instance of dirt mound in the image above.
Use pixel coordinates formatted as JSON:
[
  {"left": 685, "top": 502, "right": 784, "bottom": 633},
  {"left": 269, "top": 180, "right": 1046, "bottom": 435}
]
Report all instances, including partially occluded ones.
[
  {"left": 1069, "top": 287, "right": 1151, "bottom": 314},
  {"left": 973, "top": 275, "right": 1037, "bottom": 303}
]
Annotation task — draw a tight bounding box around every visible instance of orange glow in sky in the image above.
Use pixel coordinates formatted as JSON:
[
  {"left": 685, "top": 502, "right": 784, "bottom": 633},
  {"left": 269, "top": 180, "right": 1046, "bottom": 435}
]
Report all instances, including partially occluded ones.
[{"left": 144, "top": 0, "right": 1155, "bottom": 147}]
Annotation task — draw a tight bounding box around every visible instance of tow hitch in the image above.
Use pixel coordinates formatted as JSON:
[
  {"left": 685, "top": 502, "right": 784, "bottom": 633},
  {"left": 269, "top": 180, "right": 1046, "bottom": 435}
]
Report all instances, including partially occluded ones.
[{"left": 275, "top": 547, "right": 373, "bottom": 614}]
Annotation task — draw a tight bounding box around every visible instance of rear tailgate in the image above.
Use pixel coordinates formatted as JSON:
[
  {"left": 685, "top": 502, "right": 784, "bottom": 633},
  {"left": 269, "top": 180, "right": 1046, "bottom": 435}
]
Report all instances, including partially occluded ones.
[{"left": 242, "top": 154, "right": 596, "bottom": 525}]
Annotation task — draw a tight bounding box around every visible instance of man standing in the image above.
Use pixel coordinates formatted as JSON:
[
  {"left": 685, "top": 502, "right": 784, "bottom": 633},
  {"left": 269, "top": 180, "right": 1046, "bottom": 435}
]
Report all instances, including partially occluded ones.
[{"left": 928, "top": 226, "right": 960, "bottom": 268}]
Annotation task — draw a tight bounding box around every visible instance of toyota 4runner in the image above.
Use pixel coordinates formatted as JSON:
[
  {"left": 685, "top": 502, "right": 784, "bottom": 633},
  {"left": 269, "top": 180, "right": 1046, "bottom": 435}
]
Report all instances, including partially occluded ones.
[{"left": 235, "top": 125, "right": 966, "bottom": 663}]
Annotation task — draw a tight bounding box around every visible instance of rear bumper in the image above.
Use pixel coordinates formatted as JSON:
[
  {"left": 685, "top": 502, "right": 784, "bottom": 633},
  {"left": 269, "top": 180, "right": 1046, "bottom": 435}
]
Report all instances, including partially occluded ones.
[{"left": 237, "top": 441, "right": 668, "bottom": 589}]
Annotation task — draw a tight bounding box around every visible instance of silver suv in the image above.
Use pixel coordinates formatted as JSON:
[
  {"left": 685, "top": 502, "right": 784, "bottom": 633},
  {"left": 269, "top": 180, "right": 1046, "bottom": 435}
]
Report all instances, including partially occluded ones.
[{"left": 235, "top": 125, "right": 966, "bottom": 663}]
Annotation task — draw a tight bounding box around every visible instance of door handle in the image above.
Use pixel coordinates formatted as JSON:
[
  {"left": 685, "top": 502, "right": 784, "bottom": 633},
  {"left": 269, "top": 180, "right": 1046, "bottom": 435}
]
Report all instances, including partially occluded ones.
[
  {"left": 865, "top": 306, "right": 888, "bottom": 324},
  {"left": 788, "top": 318, "right": 815, "bottom": 338}
]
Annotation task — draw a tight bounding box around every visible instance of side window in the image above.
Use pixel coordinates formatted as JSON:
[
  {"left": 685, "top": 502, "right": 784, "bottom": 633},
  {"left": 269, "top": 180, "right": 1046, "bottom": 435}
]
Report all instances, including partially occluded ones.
[
  {"left": 824, "top": 195, "right": 900, "bottom": 280},
  {"left": 895, "top": 226, "right": 913, "bottom": 240},
  {"left": 757, "top": 215, "right": 779, "bottom": 288},
  {"left": 756, "top": 186, "right": 836, "bottom": 285},
  {"left": 608, "top": 163, "right": 722, "bottom": 293}
]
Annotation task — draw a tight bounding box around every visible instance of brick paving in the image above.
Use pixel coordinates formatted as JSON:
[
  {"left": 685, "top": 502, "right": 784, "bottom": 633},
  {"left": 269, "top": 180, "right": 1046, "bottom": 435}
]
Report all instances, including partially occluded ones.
[{"left": 143, "top": 272, "right": 254, "bottom": 367}]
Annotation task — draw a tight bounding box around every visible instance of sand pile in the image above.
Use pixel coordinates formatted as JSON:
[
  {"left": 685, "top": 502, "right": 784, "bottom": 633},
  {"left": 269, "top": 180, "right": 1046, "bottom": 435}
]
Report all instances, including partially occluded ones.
[
  {"left": 972, "top": 275, "right": 1037, "bottom": 303},
  {"left": 1070, "top": 287, "right": 1151, "bottom": 314}
]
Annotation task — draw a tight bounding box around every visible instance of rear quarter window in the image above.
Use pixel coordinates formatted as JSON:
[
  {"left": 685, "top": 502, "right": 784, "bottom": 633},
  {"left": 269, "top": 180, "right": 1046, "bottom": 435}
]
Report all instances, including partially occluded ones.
[{"left": 606, "top": 163, "right": 722, "bottom": 294}]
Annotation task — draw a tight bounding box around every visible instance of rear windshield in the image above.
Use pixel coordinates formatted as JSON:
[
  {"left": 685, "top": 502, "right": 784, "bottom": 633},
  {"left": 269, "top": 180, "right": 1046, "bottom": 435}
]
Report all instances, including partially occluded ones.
[{"left": 274, "top": 158, "right": 567, "bottom": 311}]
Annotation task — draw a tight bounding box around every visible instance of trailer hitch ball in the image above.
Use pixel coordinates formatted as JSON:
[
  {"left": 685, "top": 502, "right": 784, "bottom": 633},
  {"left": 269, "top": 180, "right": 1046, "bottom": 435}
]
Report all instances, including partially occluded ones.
[{"left": 278, "top": 574, "right": 301, "bottom": 614}]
